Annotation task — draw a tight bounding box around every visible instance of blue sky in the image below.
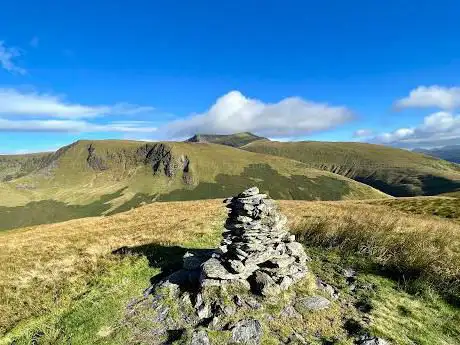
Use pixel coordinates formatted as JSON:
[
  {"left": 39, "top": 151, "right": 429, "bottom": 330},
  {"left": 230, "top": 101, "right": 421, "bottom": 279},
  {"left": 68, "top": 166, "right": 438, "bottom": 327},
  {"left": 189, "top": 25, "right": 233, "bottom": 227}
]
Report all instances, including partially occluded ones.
[{"left": 1, "top": 0, "right": 460, "bottom": 153}]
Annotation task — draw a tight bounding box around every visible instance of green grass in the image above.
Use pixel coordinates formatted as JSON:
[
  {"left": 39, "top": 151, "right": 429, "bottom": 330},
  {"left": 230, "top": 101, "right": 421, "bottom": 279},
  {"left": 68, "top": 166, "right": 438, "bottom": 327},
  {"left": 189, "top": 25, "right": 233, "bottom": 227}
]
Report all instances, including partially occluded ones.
[
  {"left": 1, "top": 256, "right": 157, "bottom": 345},
  {"left": 307, "top": 248, "right": 460, "bottom": 345},
  {"left": 243, "top": 140, "right": 460, "bottom": 196}
]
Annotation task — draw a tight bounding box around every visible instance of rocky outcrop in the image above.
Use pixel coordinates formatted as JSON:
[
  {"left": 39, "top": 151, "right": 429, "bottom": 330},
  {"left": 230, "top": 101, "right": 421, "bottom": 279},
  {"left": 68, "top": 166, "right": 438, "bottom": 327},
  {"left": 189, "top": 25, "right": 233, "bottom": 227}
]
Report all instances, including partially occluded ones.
[
  {"left": 137, "top": 143, "right": 193, "bottom": 183},
  {"left": 86, "top": 144, "right": 108, "bottom": 171}
]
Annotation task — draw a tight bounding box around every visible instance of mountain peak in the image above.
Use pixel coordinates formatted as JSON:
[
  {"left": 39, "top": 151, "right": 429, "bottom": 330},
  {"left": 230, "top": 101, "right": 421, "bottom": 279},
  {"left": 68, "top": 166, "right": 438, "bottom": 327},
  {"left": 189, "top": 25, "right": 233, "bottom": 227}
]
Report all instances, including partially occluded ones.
[{"left": 185, "top": 132, "right": 267, "bottom": 148}]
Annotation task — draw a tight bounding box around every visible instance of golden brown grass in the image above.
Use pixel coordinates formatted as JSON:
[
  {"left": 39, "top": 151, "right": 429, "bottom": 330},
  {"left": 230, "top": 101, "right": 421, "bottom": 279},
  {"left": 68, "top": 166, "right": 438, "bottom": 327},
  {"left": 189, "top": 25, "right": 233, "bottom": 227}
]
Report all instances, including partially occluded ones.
[
  {"left": 0, "top": 200, "right": 226, "bottom": 335},
  {"left": 288, "top": 201, "right": 460, "bottom": 297},
  {"left": 1, "top": 198, "right": 460, "bottom": 337}
]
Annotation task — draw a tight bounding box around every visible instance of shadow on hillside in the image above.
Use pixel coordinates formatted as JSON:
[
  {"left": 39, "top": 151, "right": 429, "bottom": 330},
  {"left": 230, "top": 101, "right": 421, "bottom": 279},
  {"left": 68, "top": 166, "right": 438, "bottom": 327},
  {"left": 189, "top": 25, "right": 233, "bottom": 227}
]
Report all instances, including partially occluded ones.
[
  {"left": 112, "top": 244, "right": 213, "bottom": 286},
  {"left": 356, "top": 173, "right": 460, "bottom": 197}
]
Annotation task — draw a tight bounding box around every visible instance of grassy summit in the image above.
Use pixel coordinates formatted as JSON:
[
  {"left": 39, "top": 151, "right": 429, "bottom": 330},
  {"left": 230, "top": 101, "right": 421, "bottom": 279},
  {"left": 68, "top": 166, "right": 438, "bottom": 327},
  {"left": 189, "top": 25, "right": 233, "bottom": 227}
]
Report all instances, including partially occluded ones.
[
  {"left": 1, "top": 198, "right": 459, "bottom": 344},
  {"left": 0, "top": 140, "right": 385, "bottom": 230},
  {"left": 243, "top": 140, "right": 460, "bottom": 196}
]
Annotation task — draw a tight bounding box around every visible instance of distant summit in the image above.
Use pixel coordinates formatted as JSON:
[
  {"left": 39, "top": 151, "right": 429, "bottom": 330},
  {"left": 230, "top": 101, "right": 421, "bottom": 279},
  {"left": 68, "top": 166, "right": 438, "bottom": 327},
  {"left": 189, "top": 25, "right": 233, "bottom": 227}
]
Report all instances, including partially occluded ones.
[
  {"left": 414, "top": 145, "right": 460, "bottom": 164},
  {"left": 185, "top": 132, "right": 267, "bottom": 148}
]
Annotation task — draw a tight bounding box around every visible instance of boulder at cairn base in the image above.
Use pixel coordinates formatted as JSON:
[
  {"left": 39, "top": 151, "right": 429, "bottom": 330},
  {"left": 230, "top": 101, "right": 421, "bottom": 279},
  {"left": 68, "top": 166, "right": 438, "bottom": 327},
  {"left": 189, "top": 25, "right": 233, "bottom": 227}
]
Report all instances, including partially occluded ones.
[{"left": 199, "top": 186, "right": 310, "bottom": 296}]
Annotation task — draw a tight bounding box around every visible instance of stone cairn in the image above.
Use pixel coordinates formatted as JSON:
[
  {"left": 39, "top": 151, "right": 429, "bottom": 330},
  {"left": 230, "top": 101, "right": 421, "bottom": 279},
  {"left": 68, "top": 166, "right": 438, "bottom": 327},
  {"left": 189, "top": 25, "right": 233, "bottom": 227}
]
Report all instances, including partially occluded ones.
[{"left": 195, "top": 186, "right": 309, "bottom": 295}]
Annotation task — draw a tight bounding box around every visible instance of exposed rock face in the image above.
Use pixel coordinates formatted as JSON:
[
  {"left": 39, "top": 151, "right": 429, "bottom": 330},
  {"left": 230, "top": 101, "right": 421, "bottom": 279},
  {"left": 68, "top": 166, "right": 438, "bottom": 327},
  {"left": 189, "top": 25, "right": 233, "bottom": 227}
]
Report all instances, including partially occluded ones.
[
  {"left": 137, "top": 143, "right": 193, "bottom": 183},
  {"left": 198, "top": 186, "right": 309, "bottom": 293},
  {"left": 86, "top": 143, "right": 108, "bottom": 171}
]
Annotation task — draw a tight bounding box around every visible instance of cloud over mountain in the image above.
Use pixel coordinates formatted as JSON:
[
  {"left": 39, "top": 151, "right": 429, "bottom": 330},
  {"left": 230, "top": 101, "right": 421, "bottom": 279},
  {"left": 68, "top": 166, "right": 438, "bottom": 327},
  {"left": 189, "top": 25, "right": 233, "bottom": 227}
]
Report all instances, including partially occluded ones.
[{"left": 165, "top": 90, "right": 353, "bottom": 138}]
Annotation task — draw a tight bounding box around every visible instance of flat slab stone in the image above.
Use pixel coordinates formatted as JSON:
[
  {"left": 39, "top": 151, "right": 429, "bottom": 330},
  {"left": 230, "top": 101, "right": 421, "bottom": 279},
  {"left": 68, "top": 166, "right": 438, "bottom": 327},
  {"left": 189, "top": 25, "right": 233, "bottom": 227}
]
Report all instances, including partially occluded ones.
[
  {"left": 294, "top": 296, "right": 331, "bottom": 313},
  {"left": 201, "top": 258, "right": 235, "bottom": 280},
  {"left": 231, "top": 319, "right": 262, "bottom": 345}
]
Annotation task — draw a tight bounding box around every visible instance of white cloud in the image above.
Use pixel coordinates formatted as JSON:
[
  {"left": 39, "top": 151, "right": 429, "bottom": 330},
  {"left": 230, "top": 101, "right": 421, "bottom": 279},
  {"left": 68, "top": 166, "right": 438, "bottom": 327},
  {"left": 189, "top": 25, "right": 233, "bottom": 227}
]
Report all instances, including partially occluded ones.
[
  {"left": 353, "top": 129, "right": 374, "bottom": 138},
  {"left": 0, "top": 118, "right": 158, "bottom": 133},
  {"left": 395, "top": 85, "right": 460, "bottom": 110},
  {"left": 0, "top": 41, "right": 26, "bottom": 75},
  {"left": 0, "top": 88, "right": 155, "bottom": 119},
  {"left": 370, "top": 111, "right": 460, "bottom": 147},
  {"left": 165, "top": 90, "right": 353, "bottom": 137}
]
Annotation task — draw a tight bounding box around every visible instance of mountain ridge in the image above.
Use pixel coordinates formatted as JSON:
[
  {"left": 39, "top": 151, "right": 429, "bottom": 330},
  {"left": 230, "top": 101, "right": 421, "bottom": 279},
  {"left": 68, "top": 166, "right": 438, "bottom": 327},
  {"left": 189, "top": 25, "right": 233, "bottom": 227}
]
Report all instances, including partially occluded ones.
[{"left": 0, "top": 139, "right": 386, "bottom": 230}]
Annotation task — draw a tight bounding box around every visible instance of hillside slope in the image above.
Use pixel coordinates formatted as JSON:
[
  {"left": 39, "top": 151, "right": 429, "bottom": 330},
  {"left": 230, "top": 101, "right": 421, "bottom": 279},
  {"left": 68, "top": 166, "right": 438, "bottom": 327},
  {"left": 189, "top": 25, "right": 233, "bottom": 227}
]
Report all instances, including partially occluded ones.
[
  {"left": 243, "top": 141, "right": 460, "bottom": 196},
  {"left": 0, "top": 140, "right": 386, "bottom": 230}
]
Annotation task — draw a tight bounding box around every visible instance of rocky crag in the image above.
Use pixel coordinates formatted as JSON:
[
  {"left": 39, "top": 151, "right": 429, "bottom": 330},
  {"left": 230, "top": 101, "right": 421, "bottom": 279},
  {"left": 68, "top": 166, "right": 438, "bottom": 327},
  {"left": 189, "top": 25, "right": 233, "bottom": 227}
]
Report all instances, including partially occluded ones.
[{"left": 123, "top": 187, "right": 389, "bottom": 345}]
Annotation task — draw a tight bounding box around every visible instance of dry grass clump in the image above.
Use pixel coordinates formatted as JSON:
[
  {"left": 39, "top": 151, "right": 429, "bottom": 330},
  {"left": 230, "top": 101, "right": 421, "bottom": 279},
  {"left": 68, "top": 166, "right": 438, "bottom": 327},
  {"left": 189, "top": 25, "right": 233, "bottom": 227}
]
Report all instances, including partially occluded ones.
[{"left": 284, "top": 201, "right": 460, "bottom": 298}]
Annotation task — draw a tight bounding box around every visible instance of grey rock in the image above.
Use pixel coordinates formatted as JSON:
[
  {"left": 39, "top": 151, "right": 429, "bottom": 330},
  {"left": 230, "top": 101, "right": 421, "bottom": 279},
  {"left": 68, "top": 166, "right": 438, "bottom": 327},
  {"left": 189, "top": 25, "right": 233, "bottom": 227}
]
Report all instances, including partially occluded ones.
[
  {"left": 287, "top": 332, "right": 308, "bottom": 345},
  {"left": 201, "top": 258, "right": 235, "bottom": 280},
  {"left": 191, "top": 329, "right": 210, "bottom": 345},
  {"left": 197, "top": 302, "right": 212, "bottom": 320},
  {"left": 294, "top": 296, "right": 331, "bottom": 313},
  {"left": 153, "top": 305, "right": 169, "bottom": 322},
  {"left": 356, "top": 335, "right": 390, "bottom": 345},
  {"left": 228, "top": 259, "right": 246, "bottom": 273},
  {"left": 266, "top": 256, "right": 296, "bottom": 268},
  {"left": 231, "top": 319, "right": 262, "bottom": 344},
  {"left": 244, "top": 297, "right": 262, "bottom": 309},
  {"left": 285, "top": 242, "right": 309, "bottom": 262},
  {"left": 316, "top": 279, "right": 339, "bottom": 300},
  {"left": 200, "top": 278, "right": 222, "bottom": 287},
  {"left": 279, "top": 276, "right": 294, "bottom": 290},
  {"left": 280, "top": 305, "right": 302, "bottom": 319},
  {"left": 234, "top": 295, "right": 244, "bottom": 307},
  {"left": 251, "top": 271, "right": 281, "bottom": 297}
]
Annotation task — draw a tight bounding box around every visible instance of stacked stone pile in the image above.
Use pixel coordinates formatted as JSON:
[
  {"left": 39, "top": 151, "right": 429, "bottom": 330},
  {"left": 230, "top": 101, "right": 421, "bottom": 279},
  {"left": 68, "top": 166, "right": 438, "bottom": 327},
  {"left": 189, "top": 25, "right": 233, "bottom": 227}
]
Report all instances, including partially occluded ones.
[{"left": 196, "top": 187, "right": 309, "bottom": 296}]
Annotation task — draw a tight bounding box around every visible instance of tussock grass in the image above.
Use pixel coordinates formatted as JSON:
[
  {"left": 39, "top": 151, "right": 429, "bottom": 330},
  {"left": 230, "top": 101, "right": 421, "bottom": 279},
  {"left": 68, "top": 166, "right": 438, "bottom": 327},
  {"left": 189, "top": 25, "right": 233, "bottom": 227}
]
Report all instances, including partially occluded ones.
[{"left": 287, "top": 201, "right": 460, "bottom": 299}]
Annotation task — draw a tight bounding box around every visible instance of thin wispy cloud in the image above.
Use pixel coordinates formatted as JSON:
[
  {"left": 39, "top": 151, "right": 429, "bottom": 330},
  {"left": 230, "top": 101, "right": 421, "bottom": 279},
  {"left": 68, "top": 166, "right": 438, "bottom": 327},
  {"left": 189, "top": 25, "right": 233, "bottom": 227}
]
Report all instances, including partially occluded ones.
[
  {"left": 0, "top": 118, "right": 158, "bottom": 133},
  {"left": 165, "top": 90, "right": 353, "bottom": 138},
  {"left": 0, "top": 41, "right": 26, "bottom": 75},
  {"left": 0, "top": 88, "right": 155, "bottom": 119}
]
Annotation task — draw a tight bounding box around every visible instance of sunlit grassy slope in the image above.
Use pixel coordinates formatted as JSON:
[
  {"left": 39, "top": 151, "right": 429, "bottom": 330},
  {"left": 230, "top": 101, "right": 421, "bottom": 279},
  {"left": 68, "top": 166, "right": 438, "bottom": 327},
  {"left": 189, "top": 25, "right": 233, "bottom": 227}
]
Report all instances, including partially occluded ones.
[
  {"left": 243, "top": 140, "right": 460, "bottom": 196},
  {"left": 0, "top": 140, "right": 386, "bottom": 230},
  {"left": 1, "top": 198, "right": 459, "bottom": 344}
]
